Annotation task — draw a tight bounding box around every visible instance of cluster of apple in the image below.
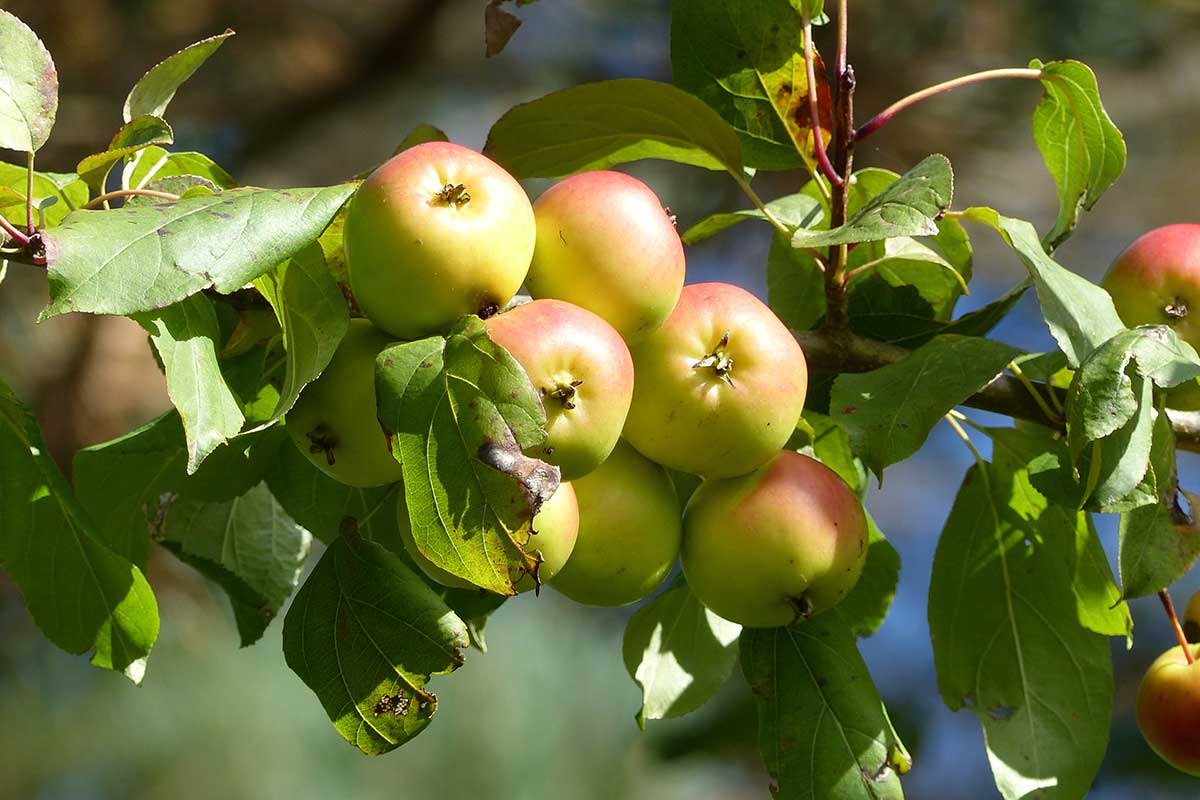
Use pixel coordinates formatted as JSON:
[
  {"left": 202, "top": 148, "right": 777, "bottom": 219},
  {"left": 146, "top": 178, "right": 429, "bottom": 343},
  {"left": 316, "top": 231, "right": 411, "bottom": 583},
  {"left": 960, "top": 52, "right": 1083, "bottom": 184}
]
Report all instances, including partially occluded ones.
[{"left": 284, "top": 141, "right": 870, "bottom": 629}]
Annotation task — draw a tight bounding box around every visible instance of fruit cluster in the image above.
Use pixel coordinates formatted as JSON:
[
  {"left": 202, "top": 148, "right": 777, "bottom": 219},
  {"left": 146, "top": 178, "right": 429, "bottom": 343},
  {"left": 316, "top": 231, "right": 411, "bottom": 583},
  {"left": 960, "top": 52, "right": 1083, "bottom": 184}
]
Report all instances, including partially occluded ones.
[{"left": 284, "top": 141, "right": 870, "bottom": 628}]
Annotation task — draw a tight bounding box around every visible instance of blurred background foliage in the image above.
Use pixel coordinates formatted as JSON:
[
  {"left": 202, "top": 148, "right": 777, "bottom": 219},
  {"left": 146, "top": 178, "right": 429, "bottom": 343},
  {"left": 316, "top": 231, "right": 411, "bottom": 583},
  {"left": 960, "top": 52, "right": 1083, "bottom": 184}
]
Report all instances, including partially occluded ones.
[{"left": 3, "top": 0, "right": 1200, "bottom": 797}]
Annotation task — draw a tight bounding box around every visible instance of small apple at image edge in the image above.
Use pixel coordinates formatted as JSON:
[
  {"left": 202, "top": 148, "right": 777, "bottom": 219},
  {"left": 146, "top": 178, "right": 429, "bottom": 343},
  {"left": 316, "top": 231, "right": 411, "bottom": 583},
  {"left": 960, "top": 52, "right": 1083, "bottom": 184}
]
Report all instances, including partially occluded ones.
[{"left": 1136, "top": 642, "right": 1200, "bottom": 776}]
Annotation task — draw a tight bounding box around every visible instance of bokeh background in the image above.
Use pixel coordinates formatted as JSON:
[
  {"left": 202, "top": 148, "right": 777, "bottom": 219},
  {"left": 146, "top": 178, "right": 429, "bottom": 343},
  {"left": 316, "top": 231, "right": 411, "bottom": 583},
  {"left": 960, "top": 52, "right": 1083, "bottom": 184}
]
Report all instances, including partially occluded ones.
[{"left": 3, "top": 1, "right": 1200, "bottom": 797}]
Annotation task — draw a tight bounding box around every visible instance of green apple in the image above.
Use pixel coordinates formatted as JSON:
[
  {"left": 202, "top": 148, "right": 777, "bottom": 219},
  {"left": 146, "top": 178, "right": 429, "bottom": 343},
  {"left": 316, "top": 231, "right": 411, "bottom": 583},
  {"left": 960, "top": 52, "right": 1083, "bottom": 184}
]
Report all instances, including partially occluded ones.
[
  {"left": 1103, "top": 224, "right": 1200, "bottom": 409},
  {"left": 525, "top": 170, "right": 684, "bottom": 341},
  {"left": 551, "top": 440, "right": 681, "bottom": 606},
  {"left": 1184, "top": 591, "right": 1200, "bottom": 643},
  {"left": 681, "top": 451, "right": 868, "bottom": 628},
  {"left": 623, "top": 282, "right": 808, "bottom": 478},
  {"left": 398, "top": 481, "right": 579, "bottom": 594},
  {"left": 1136, "top": 643, "right": 1200, "bottom": 775},
  {"left": 344, "top": 141, "right": 535, "bottom": 339},
  {"left": 485, "top": 299, "right": 634, "bottom": 480},
  {"left": 285, "top": 318, "right": 402, "bottom": 488}
]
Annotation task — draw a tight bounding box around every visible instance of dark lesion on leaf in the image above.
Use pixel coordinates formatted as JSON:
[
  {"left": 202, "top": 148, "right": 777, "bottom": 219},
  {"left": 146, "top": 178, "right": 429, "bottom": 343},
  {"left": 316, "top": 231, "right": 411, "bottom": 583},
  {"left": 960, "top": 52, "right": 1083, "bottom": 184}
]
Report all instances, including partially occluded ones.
[
  {"left": 477, "top": 434, "right": 560, "bottom": 519},
  {"left": 373, "top": 693, "right": 413, "bottom": 717}
]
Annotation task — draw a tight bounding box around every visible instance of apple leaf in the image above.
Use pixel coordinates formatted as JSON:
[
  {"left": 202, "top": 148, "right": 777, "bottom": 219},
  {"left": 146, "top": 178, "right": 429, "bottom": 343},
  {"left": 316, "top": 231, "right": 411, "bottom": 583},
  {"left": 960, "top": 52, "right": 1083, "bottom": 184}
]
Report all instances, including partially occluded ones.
[
  {"left": 958, "top": 207, "right": 1125, "bottom": 368},
  {"left": 1031, "top": 59, "right": 1126, "bottom": 252},
  {"left": 156, "top": 482, "right": 312, "bottom": 646},
  {"left": 251, "top": 242, "right": 350, "bottom": 429},
  {"left": 41, "top": 183, "right": 356, "bottom": 318},
  {"left": 0, "top": 10, "right": 58, "bottom": 152},
  {"left": 831, "top": 334, "right": 1020, "bottom": 479},
  {"left": 835, "top": 513, "right": 901, "bottom": 639},
  {"left": 375, "top": 317, "right": 557, "bottom": 595},
  {"left": 929, "top": 442, "right": 1114, "bottom": 800},
  {"left": 133, "top": 293, "right": 246, "bottom": 474},
  {"left": 622, "top": 581, "right": 742, "bottom": 728},
  {"left": 0, "top": 162, "right": 86, "bottom": 228},
  {"left": 76, "top": 114, "right": 174, "bottom": 193},
  {"left": 670, "top": 0, "right": 833, "bottom": 171},
  {"left": 124, "top": 29, "right": 235, "bottom": 122},
  {"left": 484, "top": 0, "right": 523, "bottom": 58},
  {"left": 282, "top": 532, "right": 468, "bottom": 755},
  {"left": 682, "top": 193, "right": 823, "bottom": 245},
  {"left": 790, "top": 155, "right": 954, "bottom": 248},
  {"left": 125, "top": 145, "right": 237, "bottom": 190},
  {"left": 741, "top": 611, "right": 911, "bottom": 800},
  {"left": 0, "top": 379, "right": 159, "bottom": 681},
  {"left": 483, "top": 78, "right": 744, "bottom": 179}
]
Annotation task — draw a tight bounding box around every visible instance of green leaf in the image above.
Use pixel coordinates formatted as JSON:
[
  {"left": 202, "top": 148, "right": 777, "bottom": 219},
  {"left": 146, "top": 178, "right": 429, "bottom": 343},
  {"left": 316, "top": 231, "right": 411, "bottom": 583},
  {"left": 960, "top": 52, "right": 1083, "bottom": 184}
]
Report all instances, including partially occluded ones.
[
  {"left": 831, "top": 334, "right": 1020, "bottom": 478},
  {"left": 767, "top": 229, "right": 826, "bottom": 330},
  {"left": 791, "top": 155, "right": 954, "bottom": 248},
  {"left": 794, "top": 410, "right": 866, "bottom": 495},
  {"left": 835, "top": 514, "right": 901, "bottom": 639},
  {"left": 157, "top": 482, "right": 311, "bottom": 646},
  {"left": 124, "top": 29, "right": 234, "bottom": 122},
  {"left": 670, "top": 0, "right": 832, "bottom": 171},
  {"left": 41, "top": 183, "right": 356, "bottom": 318},
  {"left": 0, "top": 10, "right": 58, "bottom": 152},
  {"left": 251, "top": 242, "right": 350, "bottom": 428},
  {"left": 1031, "top": 60, "right": 1126, "bottom": 251},
  {"left": 958, "top": 207, "right": 1125, "bottom": 368},
  {"left": 375, "top": 318, "right": 557, "bottom": 594},
  {"left": 429, "top": 587, "right": 506, "bottom": 653},
  {"left": 394, "top": 123, "right": 449, "bottom": 153},
  {"left": 682, "top": 193, "right": 823, "bottom": 245},
  {"left": 622, "top": 582, "right": 742, "bottom": 728},
  {"left": 281, "top": 533, "right": 468, "bottom": 755},
  {"left": 123, "top": 174, "right": 218, "bottom": 204},
  {"left": 928, "top": 447, "right": 1113, "bottom": 800},
  {"left": 742, "top": 613, "right": 910, "bottom": 800},
  {"left": 483, "top": 78, "right": 744, "bottom": 179},
  {"left": 76, "top": 114, "right": 175, "bottom": 192},
  {"left": 0, "top": 379, "right": 159, "bottom": 681},
  {"left": 134, "top": 294, "right": 246, "bottom": 473},
  {"left": 0, "top": 162, "right": 86, "bottom": 228},
  {"left": 125, "top": 146, "right": 237, "bottom": 190}
]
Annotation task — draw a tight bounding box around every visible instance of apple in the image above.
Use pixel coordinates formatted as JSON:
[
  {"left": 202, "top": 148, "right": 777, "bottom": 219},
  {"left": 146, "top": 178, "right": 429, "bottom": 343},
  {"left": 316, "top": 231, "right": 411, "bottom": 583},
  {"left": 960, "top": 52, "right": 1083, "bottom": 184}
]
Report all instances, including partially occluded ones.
[
  {"left": 551, "top": 439, "right": 682, "bottom": 606},
  {"left": 285, "top": 318, "right": 403, "bottom": 488},
  {"left": 622, "top": 282, "right": 808, "bottom": 478},
  {"left": 1184, "top": 590, "right": 1200, "bottom": 643},
  {"left": 1136, "top": 642, "right": 1200, "bottom": 775},
  {"left": 525, "top": 170, "right": 685, "bottom": 341},
  {"left": 681, "top": 451, "right": 868, "bottom": 628},
  {"left": 398, "top": 481, "right": 579, "bottom": 594},
  {"left": 344, "top": 141, "right": 535, "bottom": 339},
  {"left": 485, "top": 299, "right": 634, "bottom": 480},
  {"left": 1103, "top": 224, "right": 1200, "bottom": 409}
]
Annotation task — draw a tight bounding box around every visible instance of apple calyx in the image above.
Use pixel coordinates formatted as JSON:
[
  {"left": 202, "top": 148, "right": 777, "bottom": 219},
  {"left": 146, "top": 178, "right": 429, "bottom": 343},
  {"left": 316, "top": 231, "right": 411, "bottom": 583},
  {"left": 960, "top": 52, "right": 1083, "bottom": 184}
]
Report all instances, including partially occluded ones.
[
  {"left": 1165, "top": 297, "right": 1190, "bottom": 321},
  {"left": 435, "top": 182, "right": 472, "bottom": 207},
  {"left": 543, "top": 379, "right": 585, "bottom": 410},
  {"left": 693, "top": 330, "right": 736, "bottom": 387},
  {"left": 786, "top": 593, "right": 815, "bottom": 623},
  {"left": 306, "top": 424, "right": 338, "bottom": 466}
]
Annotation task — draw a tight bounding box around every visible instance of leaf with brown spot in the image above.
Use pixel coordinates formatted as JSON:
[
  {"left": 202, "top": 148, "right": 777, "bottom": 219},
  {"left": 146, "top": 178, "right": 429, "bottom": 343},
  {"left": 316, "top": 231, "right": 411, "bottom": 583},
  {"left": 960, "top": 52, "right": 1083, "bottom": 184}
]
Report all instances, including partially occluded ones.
[{"left": 0, "top": 10, "right": 58, "bottom": 152}]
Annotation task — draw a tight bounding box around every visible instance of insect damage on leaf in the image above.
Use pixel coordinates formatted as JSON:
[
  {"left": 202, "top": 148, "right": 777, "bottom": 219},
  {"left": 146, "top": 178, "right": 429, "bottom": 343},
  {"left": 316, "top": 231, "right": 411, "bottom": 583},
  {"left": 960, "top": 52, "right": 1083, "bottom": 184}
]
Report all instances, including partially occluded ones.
[{"left": 477, "top": 432, "right": 560, "bottom": 519}]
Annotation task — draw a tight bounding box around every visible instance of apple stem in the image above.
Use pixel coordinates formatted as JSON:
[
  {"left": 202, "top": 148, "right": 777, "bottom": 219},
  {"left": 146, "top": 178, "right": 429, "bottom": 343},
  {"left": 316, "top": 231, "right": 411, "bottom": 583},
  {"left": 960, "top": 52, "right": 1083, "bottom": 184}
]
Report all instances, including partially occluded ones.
[
  {"left": 1159, "top": 589, "right": 1195, "bottom": 664},
  {"left": 801, "top": 7, "right": 842, "bottom": 188},
  {"left": 0, "top": 215, "right": 31, "bottom": 248}
]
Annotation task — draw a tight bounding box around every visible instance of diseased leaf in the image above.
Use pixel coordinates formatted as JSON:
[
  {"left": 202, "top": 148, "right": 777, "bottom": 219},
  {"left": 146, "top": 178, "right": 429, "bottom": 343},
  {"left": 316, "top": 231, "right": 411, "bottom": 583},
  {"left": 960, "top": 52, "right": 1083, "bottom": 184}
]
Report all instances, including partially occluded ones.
[
  {"left": 1031, "top": 60, "right": 1126, "bottom": 251},
  {"left": 282, "top": 533, "right": 468, "bottom": 755},
  {"left": 0, "top": 379, "right": 159, "bottom": 681},
  {"left": 622, "top": 582, "right": 741, "bottom": 727},
  {"left": 484, "top": 78, "right": 744, "bottom": 179},
  {"left": 124, "top": 29, "right": 235, "bottom": 122},
  {"left": 0, "top": 10, "right": 58, "bottom": 152},
  {"left": 484, "top": 0, "right": 522, "bottom": 57},
  {"left": 42, "top": 183, "right": 356, "bottom": 318}
]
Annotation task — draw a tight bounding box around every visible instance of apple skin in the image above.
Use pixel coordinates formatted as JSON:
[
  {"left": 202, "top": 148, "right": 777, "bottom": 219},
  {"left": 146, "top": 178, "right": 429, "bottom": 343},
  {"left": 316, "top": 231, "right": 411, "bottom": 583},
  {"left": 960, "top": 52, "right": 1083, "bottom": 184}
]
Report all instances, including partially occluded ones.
[
  {"left": 551, "top": 440, "right": 682, "bottom": 606},
  {"left": 681, "top": 451, "right": 868, "bottom": 628},
  {"left": 398, "top": 481, "right": 579, "bottom": 594},
  {"left": 1103, "top": 224, "right": 1200, "bottom": 410},
  {"left": 485, "top": 299, "right": 634, "bottom": 480},
  {"left": 285, "top": 319, "right": 403, "bottom": 488},
  {"left": 622, "top": 282, "right": 808, "bottom": 479},
  {"left": 525, "top": 170, "right": 685, "bottom": 341},
  {"left": 1184, "top": 590, "right": 1200, "bottom": 643},
  {"left": 344, "top": 141, "right": 535, "bottom": 339},
  {"left": 1136, "top": 643, "right": 1200, "bottom": 776}
]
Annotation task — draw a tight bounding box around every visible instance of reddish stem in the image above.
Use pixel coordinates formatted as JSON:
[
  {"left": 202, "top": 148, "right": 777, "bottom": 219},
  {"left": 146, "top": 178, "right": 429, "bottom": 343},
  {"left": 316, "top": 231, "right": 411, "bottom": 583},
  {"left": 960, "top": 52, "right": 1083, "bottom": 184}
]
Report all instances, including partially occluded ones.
[
  {"left": 1160, "top": 590, "right": 1195, "bottom": 665},
  {"left": 0, "top": 214, "right": 31, "bottom": 248},
  {"left": 802, "top": 10, "right": 842, "bottom": 187}
]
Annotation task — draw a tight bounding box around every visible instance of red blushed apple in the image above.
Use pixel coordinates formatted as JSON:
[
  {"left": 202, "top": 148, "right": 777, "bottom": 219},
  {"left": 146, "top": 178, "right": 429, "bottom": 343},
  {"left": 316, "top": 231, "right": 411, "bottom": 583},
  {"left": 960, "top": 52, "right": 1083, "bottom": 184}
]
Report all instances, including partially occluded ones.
[
  {"left": 1136, "top": 643, "right": 1200, "bottom": 776},
  {"left": 525, "top": 170, "right": 685, "bottom": 341},
  {"left": 622, "top": 282, "right": 808, "bottom": 479},
  {"left": 485, "top": 299, "right": 634, "bottom": 480},
  {"left": 681, "top": 451, "right": 868, "bottom": 628},
  {"left": 344, "top": 141, "right": 535, "bottom": 339}
]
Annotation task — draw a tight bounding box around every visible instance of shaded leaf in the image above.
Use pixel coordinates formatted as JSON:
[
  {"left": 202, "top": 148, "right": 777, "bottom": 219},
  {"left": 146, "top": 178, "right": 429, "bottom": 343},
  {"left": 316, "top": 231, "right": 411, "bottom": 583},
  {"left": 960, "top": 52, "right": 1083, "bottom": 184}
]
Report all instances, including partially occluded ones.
[
  {"left": 0, "top": 162, "right": 86, "bottom": 227},
  {"left": 484, "top": 1, "right": 522, "bottom": 57},
  {"left": 835, "top": 514, "right": 901, "bottom": 639}
]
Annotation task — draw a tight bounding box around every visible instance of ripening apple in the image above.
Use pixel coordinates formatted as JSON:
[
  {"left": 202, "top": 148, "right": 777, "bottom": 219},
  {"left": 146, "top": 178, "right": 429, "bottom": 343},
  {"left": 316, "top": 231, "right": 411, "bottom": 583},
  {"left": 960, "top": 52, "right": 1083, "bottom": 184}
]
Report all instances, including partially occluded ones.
[
  {"left": 1184, "top": 590, "right": 1200, "bottom": 643},
  {"left": 285, "top": 319, "right": 403, "bottom": 488},
  {"left": 622, "top": 282, "right": 808, "bottom": 478},
  {"left": 344, "top": 141, "right": 535, "bottom": 339},
  {"left": 525, "top": 170, "right": 685, "bottom": 341},
  {"left": 681, "top": 451, "right": 868, "bottom": 628},
  {"left": 398, "top": 481, "right": 579, "bottom": 594},
  {"left": 1136, "top": 642, "right": 1200, "bottom": 775},
  {"left": 551, "top": 440, "right": 682, "bottom": 606},
  {"left": 485, "top": 299, "right": 634, "bottom": 480},
  {"left": 1103, "top": 224, "right": 1200, "bottom": 409}
]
